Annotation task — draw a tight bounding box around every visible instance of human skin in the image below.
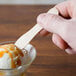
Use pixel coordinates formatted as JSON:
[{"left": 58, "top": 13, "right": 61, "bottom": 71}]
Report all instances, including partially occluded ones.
[{"left": 37, "top": 0, "right": 76, "bottom": 54}]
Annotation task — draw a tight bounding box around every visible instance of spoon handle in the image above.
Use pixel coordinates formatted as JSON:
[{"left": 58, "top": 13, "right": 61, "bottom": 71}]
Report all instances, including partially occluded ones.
[
  {"left": 15, "top": 8, "right": 58, "bottom": 49},
  {"left": 15, "top": 24, "right": 42, "bottom": 49}
]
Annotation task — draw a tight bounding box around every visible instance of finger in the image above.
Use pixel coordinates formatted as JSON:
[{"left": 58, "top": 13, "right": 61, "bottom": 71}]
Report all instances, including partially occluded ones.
[
  {"left": 65, "top": 47, "right": 76, "bottom": 54},
  {"left": 39, "top": 29, "right": 49, "bottom": 36},
  {"left": 55, "top": 1, "right": 71, "bottom": 18},
  {"left": 37, "top": 13, "right": 68, "bottom": 37},
  {"left": 52, "top": 34, "right": 69, "bottom": 50}
]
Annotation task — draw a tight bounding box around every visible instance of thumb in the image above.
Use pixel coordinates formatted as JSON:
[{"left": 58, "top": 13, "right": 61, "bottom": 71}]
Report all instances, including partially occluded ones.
[{"left": 37, "top": 13, "right": 68, "bottom": 36}]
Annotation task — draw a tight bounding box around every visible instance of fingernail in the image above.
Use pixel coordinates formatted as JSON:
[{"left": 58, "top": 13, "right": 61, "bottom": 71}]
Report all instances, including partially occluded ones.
[{"left": 65, "top": 48, "right": 76, "bottom": 54}]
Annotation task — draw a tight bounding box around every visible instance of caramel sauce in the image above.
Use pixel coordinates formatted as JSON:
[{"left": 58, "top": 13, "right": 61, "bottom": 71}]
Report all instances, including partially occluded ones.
[
  {"left": 0, "top": 44, "right": 24, "bottom": 68},
  {"left": 8, "top": 52, "right": 16, "bottom": 68},
  {"left": 0, "top": 51, "right": 5, "bottom": 58},
  {"left": 17, "top": 59, "right": 21, "bottom": 66}
]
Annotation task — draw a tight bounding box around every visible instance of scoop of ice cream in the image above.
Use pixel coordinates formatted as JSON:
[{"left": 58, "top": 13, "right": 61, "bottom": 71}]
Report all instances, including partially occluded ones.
[{"left": 0, "top": 44, "right": 24, "bottom": 69}]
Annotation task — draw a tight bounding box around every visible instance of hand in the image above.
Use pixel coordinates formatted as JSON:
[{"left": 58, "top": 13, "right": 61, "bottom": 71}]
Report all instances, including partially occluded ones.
[{"left": 37, "top": 0, "right": 76, "bottom": 54}]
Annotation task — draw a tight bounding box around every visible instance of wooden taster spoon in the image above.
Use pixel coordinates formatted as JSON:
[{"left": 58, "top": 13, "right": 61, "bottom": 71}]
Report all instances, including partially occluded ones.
[{"left": 15, "top": 8, "right": 58, "bottom": 50}]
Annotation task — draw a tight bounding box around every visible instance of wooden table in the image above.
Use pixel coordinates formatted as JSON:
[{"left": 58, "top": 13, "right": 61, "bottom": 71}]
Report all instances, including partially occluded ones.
[{"left": 0, "top": 5, "right": 76, "bottom": 76}]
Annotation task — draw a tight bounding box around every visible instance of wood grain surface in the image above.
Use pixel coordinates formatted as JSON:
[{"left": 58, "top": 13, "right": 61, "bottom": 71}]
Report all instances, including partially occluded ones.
[{"left": 0, "top": 5, "right": 76, "bottom": 76}]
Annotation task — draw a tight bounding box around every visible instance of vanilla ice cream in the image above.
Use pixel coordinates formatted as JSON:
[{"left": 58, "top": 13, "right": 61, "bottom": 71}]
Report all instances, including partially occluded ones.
[
  {"left": 0, "top": 44, "right": 24, "bottom": 69},
  {"left": 0, "top": 43, "right": 36, "bottom": 76}
]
